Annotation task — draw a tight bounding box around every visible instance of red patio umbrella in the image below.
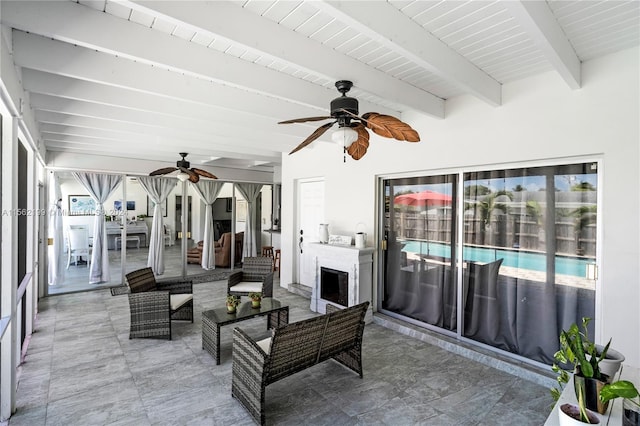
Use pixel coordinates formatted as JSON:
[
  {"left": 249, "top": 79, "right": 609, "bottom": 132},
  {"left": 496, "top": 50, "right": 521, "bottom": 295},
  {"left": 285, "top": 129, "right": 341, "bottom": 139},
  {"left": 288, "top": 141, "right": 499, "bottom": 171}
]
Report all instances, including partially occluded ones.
[{"left": 394, "top": 190, "right": 452, "bottom": 207}]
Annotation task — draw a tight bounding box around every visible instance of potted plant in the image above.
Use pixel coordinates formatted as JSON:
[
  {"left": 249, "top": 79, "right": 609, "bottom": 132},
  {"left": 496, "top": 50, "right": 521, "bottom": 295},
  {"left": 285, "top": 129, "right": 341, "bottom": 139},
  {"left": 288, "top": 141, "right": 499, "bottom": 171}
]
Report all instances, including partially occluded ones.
[
  {"left": 226, "top": 295, "right": 240, "bottom": 314},
  {"left": 552, "top": 317, "right": 612, "bottom": 419},
  {"left": 601, "top": 380, "right": 640, "bottom": 426},
  {"left": 248, "top": 292, "right": 262, "bottom": 309},
  {"left": 597, "top": 344, "right": 625, "bottom": 379}
]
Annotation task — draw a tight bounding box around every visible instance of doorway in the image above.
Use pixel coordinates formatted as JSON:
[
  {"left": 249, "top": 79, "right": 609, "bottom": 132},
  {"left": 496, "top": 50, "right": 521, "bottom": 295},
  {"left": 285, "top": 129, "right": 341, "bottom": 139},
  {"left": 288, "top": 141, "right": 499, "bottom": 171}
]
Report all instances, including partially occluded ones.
[
  {"left": 175, "top": 195, "right": 192, "bottom": 243},
  {"left": 295, "top": 178, "right": 325, "bottom": 287}
]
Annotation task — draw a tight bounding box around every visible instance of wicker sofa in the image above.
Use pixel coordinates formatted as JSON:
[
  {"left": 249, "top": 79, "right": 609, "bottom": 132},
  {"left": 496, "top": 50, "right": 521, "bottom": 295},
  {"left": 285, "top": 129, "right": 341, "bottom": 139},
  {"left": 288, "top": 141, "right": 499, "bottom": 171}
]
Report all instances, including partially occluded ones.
[{"left": 231, "top": 301, "right": 369, "bottom": 425}]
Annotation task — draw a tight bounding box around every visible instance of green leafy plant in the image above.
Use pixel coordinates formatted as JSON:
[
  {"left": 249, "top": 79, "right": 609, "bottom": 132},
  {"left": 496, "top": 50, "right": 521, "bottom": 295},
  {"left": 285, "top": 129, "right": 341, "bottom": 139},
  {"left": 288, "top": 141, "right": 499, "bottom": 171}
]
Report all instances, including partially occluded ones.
[
  {"left": 226, "top": 295, "right": 240, "bottom": 307},
  {"left": 248, "top": 292, "right": 262, "bottom": 301},
  {"left": 600, "top": 380, "right": 640, "bottom": 407},
  {"left": 551, "top": 317, "right": 612, "bottom": 422}
]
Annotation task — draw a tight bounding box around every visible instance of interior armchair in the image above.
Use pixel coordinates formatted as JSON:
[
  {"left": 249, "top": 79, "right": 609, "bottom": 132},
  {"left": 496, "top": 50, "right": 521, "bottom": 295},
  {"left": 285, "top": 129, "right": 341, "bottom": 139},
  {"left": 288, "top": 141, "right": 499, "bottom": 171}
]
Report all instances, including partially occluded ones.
[
  {"left": 126, "top": 267, "right": 194, "bottom": 340},
  {"left": 186, "top": 241, "right": 203, "bottom": 265},
  {"left": 214, "top": 231, "right": 244, "bottom": 267},
  {"left": 227, "top": 257, "right": 274, "bottom": 298},
  {"left": 67, "top": 225, "right": 91, "bottom": 268}
]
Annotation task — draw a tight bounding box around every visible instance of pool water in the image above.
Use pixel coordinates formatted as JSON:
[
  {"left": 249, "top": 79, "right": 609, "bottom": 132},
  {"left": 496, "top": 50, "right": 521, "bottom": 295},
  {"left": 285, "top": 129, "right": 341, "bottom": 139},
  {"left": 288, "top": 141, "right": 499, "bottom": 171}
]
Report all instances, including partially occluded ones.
[{"left": 402, "top": 241, "right": 592, "bottom": 278}]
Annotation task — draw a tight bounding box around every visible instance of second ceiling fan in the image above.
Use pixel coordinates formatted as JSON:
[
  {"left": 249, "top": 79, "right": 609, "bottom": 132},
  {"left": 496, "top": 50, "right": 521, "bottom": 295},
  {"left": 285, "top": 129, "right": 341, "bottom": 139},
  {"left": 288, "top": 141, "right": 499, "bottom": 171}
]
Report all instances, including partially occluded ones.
[
  {"left": 149, "top": 153, "right": 217, "bottom": 183},
  {"left": 279, "top": 80, "right": 421, "bottom": 160}
]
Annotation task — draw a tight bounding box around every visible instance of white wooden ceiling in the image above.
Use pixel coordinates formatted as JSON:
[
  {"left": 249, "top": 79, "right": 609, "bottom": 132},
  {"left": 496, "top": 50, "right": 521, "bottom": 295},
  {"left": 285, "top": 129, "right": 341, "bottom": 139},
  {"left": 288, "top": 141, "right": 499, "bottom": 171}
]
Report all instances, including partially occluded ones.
[{"left": 1, "top": 0, "right": 638, "bottom": 173}]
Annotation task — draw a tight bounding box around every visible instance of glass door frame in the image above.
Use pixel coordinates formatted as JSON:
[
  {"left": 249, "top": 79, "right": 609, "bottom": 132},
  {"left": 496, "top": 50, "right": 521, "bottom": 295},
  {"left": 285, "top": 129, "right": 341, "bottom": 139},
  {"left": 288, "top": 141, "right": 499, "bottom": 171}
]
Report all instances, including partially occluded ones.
[{"left": 376, "top": 155, "right": 604, "bottom": 367}]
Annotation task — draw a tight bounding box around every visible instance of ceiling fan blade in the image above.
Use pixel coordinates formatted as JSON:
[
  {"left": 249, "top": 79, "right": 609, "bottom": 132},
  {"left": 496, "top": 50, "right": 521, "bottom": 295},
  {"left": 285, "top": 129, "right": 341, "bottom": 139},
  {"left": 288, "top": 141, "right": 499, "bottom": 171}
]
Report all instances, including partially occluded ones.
[
  {"left": 278, "top": 116, "right": 333, "bottom": 124},
  {"left": 289, "top": 121, "right": 337, "bottom": 155},
  {"left": 191, "top": 168, "right": 218, "bottom": 180},
  {"left": 346, "top": 123, "right": 370, "bottom": 160},
  {"left": 149, "top": 167, "right": 178, "bottom": 176},
  {"left": 362, "top": 112, "right": 420, "bottom": 142}
]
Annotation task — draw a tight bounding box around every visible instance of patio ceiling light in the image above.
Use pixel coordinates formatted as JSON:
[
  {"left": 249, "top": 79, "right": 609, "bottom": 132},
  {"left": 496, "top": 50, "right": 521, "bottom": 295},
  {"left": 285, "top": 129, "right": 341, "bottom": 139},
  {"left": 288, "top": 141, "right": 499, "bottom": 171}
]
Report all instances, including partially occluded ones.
[{"left": 331, "top": 126, "right": 359, "bottom": 149}]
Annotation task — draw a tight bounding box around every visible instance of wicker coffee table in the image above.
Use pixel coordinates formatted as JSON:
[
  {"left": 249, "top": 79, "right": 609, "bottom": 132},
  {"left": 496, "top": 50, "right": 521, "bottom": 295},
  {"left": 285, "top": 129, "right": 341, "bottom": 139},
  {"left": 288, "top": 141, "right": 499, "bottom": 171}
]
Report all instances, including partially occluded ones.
[{"left": 202, "top": 298, "right": 289, "bottom": 365}]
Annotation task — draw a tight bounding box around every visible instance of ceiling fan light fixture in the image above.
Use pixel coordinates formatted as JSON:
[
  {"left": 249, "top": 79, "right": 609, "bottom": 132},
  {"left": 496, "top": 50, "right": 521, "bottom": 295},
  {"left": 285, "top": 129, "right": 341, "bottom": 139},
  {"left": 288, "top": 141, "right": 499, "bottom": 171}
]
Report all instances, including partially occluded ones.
[
  {"left": 331, "top": 126, "right": 358, "bottom": 148},
  {"left": 176, "top": 171, "right": 190, "bottom": 182}
]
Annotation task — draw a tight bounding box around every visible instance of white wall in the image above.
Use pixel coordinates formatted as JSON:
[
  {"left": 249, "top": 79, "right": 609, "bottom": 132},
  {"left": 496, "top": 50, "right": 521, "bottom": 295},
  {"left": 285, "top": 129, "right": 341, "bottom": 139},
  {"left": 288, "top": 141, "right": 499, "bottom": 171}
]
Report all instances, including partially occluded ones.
[{"left": 281, "top": 47, "right": 640, "bottom": 367}]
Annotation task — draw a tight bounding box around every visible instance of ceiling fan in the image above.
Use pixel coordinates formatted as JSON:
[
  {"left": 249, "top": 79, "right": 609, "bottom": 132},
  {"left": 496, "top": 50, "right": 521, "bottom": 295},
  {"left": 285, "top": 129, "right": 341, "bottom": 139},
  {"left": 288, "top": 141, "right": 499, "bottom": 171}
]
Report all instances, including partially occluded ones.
[
  {"left": 149, "top": 152, "right": 217, "bottom": 183},
  {"left": 279, "top": 80, "right": 420, "bottom": 160}
]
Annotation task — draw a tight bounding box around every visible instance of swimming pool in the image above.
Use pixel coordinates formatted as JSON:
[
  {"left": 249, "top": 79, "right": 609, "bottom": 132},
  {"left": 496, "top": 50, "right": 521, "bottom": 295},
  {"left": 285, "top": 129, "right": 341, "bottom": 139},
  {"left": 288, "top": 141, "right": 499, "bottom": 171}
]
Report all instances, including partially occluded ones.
[{"left": 401, "top": 240, "right": 592, "bottom": 278}]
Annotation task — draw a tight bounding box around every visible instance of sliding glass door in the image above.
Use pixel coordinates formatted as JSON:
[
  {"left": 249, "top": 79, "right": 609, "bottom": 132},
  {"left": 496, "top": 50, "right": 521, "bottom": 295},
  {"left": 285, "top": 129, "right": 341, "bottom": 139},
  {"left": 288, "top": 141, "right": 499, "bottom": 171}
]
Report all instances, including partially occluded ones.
[
  {"left": 381, "top": 174, "right": 458, "bottom": 331},
  {"left": 379, "top": 161, "right": 599, "bottom": 365}
]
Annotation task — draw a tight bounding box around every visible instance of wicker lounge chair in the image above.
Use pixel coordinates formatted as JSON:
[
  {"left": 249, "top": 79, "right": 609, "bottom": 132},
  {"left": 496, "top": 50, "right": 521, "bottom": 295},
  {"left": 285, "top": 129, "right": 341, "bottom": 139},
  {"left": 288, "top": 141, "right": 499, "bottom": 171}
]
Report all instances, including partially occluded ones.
[
  {"left": 227, "top": 257, "right": 274, "bottom": 298},
  {"left": 231, "top": 301, "right": 369, "bottom": 425},
  {"left": 126, "top": 267, "right": 194, "bottom": 340}
]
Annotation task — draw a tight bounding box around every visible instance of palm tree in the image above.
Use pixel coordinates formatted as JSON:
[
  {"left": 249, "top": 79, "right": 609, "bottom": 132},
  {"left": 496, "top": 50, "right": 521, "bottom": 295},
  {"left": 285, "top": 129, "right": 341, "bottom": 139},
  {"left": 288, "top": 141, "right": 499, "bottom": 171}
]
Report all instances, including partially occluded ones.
[
  {"left": 572, "top": 205, "right": 597, "bottom": 255},
  {"left": 475, "top": 190, "right": 512, "bottom": 245}
]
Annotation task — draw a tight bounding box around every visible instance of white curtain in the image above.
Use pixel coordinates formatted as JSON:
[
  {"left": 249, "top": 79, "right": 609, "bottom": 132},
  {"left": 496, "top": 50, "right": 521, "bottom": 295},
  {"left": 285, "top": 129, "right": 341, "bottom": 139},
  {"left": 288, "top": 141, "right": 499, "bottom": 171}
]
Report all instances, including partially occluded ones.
[
  {"left": 235, "top": 183, "right": 263, "bottom": 258},
  {"left": 48, "top": 172, "right": 66, "bottom": 285},
  {"left": 192, "top": 181, "right": 224, "bottom": 270},
  {"left": 72, "top": 172, "right": 122, "bottom": 284},
  {"left": 137, "top": 177, "right": 177, "bottom": 275}
]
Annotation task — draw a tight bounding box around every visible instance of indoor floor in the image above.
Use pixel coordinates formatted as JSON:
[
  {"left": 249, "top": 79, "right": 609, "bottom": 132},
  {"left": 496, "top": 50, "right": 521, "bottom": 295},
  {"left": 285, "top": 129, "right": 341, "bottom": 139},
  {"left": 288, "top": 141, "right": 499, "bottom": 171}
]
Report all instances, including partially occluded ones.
[
  {"left": 49, "top": 241, "right": 237, "bottom": 295},
  {"left": 11, "top": 279, "right": 554, "bottom": 425}
]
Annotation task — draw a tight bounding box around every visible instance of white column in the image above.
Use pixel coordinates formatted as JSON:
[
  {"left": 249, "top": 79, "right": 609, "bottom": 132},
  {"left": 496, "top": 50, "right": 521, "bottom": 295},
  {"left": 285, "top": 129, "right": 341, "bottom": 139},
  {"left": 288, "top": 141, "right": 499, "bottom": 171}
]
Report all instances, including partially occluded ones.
[{"left": 1, "top": 112, "right": 19, "bottom": 420}]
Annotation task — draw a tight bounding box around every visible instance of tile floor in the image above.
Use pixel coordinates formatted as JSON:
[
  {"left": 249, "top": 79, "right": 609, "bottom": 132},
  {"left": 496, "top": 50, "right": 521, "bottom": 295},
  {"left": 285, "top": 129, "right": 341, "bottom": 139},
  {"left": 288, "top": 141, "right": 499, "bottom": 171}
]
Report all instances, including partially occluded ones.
[{"left": 10, "top": 279, "right": 554, "bottom": 425}]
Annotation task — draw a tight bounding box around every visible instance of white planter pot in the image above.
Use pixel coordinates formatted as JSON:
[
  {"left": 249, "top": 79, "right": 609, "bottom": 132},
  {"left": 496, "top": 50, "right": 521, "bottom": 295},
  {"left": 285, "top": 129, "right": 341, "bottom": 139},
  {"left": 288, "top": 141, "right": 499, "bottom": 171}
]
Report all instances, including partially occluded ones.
[
  {"left": 597, "top": 344, "right": 625, "bottom": 380},
  {"left": 559, "top": 403, "right": 600, "bottom": 425}
]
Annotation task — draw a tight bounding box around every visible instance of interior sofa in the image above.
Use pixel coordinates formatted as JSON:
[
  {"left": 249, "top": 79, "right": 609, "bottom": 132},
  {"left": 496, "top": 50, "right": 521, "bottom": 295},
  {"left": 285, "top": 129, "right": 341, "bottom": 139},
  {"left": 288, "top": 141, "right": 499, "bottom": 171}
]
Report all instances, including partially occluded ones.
[{"left": 187, "top": 232, "right": 244, "bottom": 268}]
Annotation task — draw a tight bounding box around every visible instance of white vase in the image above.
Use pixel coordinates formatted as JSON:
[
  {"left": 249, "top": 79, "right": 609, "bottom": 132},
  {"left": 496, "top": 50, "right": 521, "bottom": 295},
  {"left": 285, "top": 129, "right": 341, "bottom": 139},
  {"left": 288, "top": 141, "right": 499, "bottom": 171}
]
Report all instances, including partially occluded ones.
[
  {"left": 319, "top": 224, "right": 329, "bottom": 244},
  {"left": 596, "top": 344, "right": 625, "bottom": 380},
  {"left": 558, "top": 403, "right": 600, "bottom": 425}
]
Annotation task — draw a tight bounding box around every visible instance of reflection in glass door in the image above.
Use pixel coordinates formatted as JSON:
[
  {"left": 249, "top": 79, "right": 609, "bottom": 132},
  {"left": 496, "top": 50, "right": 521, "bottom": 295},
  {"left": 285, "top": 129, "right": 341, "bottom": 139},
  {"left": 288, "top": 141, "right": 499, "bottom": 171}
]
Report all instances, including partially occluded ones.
[
  {"left": 379, "top": 161, "right": 599, "bottom": 366},
  {"left": 462, "top": 163, "right": 598, "bottom": 364},
  {"left": 381, "top": 174, "right": 458, "bottom": 332}
]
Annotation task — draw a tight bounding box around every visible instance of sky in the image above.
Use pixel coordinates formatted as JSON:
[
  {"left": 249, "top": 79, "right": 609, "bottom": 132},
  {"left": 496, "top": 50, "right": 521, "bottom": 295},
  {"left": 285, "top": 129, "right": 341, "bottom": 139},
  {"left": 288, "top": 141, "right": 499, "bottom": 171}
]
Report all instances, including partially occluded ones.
[{"left": 392, "top": 173, "right": 597, "bottom": 196}]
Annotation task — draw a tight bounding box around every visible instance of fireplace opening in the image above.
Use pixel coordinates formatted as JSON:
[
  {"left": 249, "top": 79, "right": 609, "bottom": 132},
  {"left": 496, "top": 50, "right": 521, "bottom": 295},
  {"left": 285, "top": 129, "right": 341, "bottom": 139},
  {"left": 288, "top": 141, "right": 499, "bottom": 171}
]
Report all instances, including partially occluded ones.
[{"left": 320, "top": 267, "right": 349, "bottom": 307}]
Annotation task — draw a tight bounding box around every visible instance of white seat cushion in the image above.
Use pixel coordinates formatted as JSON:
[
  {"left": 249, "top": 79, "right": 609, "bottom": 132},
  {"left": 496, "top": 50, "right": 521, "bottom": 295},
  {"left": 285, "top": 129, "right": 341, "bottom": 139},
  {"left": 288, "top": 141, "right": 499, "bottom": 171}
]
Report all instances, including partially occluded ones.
[
  {"left": 229, "top": 281, "right": 262, "bottom": 293},
  {"left": 256, "top": 337, "right": 271, "bottom": 354},
  {"left": 170, "top": 293, "right": 193, "bottom": 311}
]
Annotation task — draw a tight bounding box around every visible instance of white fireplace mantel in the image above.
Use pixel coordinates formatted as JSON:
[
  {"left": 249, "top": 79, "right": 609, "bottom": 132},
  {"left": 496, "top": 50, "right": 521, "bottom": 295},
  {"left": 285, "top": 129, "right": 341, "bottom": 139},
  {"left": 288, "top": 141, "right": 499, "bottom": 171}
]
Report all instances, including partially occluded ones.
[{"left": 306, "top": 243, "right": 374, "bottom": 323}]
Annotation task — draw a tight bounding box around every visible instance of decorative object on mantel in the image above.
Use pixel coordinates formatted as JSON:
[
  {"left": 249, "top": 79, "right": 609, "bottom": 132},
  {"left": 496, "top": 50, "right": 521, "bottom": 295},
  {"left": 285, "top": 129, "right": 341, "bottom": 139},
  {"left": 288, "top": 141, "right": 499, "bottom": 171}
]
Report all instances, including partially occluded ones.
[
  {"left": 279, "top": 80, "right": 420, "bottom": 161},
  {"left": 328, "top": 235, "right": 352, "bottom": 246},
  {"left": 319, "top": 223, "right": 329, "bottom": 244},
  {"left": 149, "top": 152, "right": 218, "bottom": 183},
  {"left": 355, "top": 222, "right": 367, "bottom": 249}
]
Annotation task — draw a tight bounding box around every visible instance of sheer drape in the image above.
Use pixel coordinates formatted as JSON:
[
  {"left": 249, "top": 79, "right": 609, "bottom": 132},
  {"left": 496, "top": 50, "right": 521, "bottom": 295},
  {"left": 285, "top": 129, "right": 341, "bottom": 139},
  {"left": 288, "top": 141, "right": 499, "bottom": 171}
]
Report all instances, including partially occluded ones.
[
  {"left": 72, "top": 172, "right": 122, "bottom": 284},
  {"left": 235, "top": 183, "right": 263, "bottom": 258},
  {"left": 137, "top": 177, "right": 177, "bottom": 275},
  {"left": 192, "top": 181, "right": 224, "bottom": 269},
  {"left": 48, "top": 172, "right": 65, "bottom": 285}
]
